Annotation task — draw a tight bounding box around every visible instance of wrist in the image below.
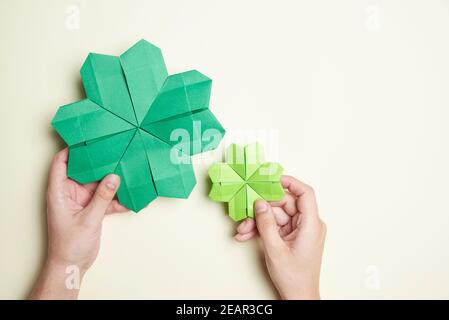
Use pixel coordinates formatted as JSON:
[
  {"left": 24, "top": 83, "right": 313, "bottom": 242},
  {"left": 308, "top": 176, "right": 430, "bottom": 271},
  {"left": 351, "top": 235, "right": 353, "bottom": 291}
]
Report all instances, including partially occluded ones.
[
  {"left": 45, "top": 259, "right": 87, "bottom": 283},
  {"left": 29, "top": 258, "right": 85, "bottom": 300},
  {"left": 277, "top": 280, "right": 320, "bottom": 300},
  {"left": 46, "top": 256, "right": 88, "bottom": 276},
  {"left": 281, "top": 289, "right": 320, "bottom": 300}
]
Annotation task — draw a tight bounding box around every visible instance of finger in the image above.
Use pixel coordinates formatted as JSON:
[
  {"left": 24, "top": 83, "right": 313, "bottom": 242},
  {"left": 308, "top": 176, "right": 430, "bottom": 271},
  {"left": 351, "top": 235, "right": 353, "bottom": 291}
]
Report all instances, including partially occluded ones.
[
  {"left": 106, "top": 200, "right": 129, "bottom": 214},
  {"left": 83, "top": 174, "right": 120, "bottom": 225},
  {"left": 79, "top": 184, "right": 123, "bottom": 210},
  {"left": 272, "top": 207, "right": 290, "bottom": 226},
  {"left": 74, "top": 187, "right": 95, "bottom": 208},
  {"left": 279, "top": 219, "right": 293, "bottom": 237},
  {"left": 237, "top": 219, "right": 256, "bottom": 234},
  {"left": 83, "top": 182, "right": 99, "bottom": 193},
  {"left": 48, "top": 148, "right": 68, "bottom": 188},
  {"left": 292, "top": 213, "right": 301, "bottom": 227},
  {"left": 283, "top": 228, "right": 299, "bottom": 241},
  {"left": 281, "top": 175, "right": 319, "bottom": 218},
  {"left": 234, "top": 230, "right": 257, "bottom": 242},
  {"left": 271, "top": 192, "right": 297, "bottom": 216},
  {"left": 254, "top": 200, "right": 286, "bottom": 253}
]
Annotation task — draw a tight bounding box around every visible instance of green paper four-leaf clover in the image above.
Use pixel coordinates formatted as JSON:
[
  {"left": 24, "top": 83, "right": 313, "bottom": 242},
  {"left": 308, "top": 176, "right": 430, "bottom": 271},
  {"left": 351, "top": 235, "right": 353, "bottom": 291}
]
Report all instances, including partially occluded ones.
[
  {"left": 52, "top": 39, "right": 225, "bottom": 212},
  {"left": 208, "top": 143, "right": 284, "bottom": 221}
]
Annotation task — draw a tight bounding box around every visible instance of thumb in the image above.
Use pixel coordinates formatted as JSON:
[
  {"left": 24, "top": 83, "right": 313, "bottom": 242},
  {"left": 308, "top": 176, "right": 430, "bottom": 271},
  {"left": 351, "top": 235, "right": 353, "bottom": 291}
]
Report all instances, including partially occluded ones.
[
  {"left": 83, "top": 174, "right": 120, "bottom": 225},
  {"left": 255, "top": 200, "right": 285, "bottom": 254}
]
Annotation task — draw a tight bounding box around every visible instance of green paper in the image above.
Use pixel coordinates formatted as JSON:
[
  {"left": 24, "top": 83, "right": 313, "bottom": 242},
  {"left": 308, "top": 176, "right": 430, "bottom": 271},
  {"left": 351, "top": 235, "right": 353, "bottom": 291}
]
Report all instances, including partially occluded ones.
[
  {"left": 208, "top": 163, "right": 242, "bottom": 183},
  {"left": 208, "top": 163, "right": 244, "bottom": 202},
  {"left": 225, "top": 144, "right": 246, "bottom": 179},
  {"left": 115, "top": 131, "right": 157, "bottom": 212},
  {"left": 141, "top": 70, "right": 211, "bottom": 124},
  {"left": 209, "top": 183, "right": 243, "bottom": 202},
  {"left": 248, "top": 162, "right": 283, "bottom": 182},
  {"left": 228, "top": 186, "right": 248, "bottom": 221},
  {"left": 142, "top": 108, "right": 225, "bottom": 156},
  {"left": 81, "top": 53, "right": 137, "bottom": 125},
  {"left": 68, "top": 129, "right": 136, "bottom": 184},
  {"left": 52, "top": 99, "right": 135, "bottom": 146},
  {"left": 120, "top": 40, "right": 168, "bottom": 125},
  {"left": 208, "top": 143, "right": 285, "bottom": 221},
  {"left": 244, "top": 142, "right": 264, "bottom": 179},
  {"left": 52, "top": 39, "right": 225, "bottom": 212},
  {"left": 140, "top": 130, "right": 196, "bottom": 198},
  {"left": 248, "top": 182, "right": 284, "bottom": 201},
  {"left": 246, "top": 185, "right": 262, "bottom": 218}
]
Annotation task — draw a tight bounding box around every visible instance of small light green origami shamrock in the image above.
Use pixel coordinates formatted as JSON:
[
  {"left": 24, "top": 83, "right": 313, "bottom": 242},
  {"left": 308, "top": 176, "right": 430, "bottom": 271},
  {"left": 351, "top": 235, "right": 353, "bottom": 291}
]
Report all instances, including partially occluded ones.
[
  {"left": 52, "top": 39, "right": 225, "bottom": 212},
  {"left": 208, "top": 143, "right": 284, "bottom": 221}
]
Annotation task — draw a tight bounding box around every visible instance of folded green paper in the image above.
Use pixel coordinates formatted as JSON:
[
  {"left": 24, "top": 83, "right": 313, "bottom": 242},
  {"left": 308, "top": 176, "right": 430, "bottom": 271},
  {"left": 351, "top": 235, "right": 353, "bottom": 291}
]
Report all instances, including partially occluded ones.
[
  {"left": 52, "top": 39, "right": 225, "bottom": 212},
  {"left": 208, "top": 143, "right": 284, "bottom": 221}
]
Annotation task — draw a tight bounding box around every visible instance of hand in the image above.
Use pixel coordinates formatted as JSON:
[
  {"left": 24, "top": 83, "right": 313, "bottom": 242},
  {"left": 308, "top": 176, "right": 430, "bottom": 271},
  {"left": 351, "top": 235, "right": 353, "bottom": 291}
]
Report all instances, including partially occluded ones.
[
  {"left": 235, "top": 175, "right": 326, "bottom": 300},
  {"left": 29, "top": 148, "right": 128, "bottom": 299}
]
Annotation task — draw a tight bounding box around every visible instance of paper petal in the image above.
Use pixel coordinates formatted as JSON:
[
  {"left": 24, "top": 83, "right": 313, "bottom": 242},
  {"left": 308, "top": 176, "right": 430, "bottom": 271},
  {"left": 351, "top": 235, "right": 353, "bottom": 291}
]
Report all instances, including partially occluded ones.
[
  {"left": 244, "top": 142, "right": 264, "bottom": 179},
  {"left": 120, "top": 40, "right": 168, "bottom": 125},
  {"left": 248, "top": 162, "right": 283, "bottom": 182},
  {"left": 141, "top": 70, "right": 211, "bottom": 125},
  {"left": 68, "top": 129, "right": 136, "bottom": 184},
  {"left": 140, "top": 130, "right": 196, "bottom": 198},
  {"left": 225, "top": 144, "right": 246, "bottom": 180},
  {"left": 228, "top": 186, "right": 248, "bottom": 221},
  {"left": 52, "top": 99, "right": 135, "bottom": 146},
  {"left": 141, "top": 109, "right": 225, "bottom": 156},
  {"left": 208, "top": 163, "right": 243, "bottom": 183},
  {"left": 81, "top": 53, "right": 137, "bottom": 125},
  {"left": 209, "top": 183, "right": 244, "bottom": 202},
  {"left": 246, "top": 185, "right": 262, "bottom": 218},
  {"left": 248, "top": 182, "right": 284, "bottom": 201},
  {"left": 115, "top": 132, "right": 157, "bottom": 212}
]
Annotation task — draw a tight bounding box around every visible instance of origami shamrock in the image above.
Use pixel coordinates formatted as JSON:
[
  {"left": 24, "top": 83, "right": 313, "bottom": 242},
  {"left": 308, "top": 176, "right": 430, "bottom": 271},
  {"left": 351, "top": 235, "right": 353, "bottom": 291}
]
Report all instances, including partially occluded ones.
[
  {"left": 208, "top": 143, "right": 284, "bottom": 221},
  {"left": 52, "top": 39, "right": 225, "bottom": 212}
]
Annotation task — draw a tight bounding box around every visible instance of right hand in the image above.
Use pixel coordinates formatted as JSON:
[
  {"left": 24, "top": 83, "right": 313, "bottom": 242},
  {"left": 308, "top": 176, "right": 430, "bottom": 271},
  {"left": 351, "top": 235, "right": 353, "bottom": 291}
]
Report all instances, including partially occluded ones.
[{"left": 235, "top": 175, "right": 326, "bottom": 300}]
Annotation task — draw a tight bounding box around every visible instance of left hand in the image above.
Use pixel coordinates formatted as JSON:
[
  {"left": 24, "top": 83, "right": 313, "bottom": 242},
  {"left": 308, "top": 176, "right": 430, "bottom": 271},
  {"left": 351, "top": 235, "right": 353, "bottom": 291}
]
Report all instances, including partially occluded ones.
[{"left": 29, "top": 148, "right": 128, "bottom": 299}]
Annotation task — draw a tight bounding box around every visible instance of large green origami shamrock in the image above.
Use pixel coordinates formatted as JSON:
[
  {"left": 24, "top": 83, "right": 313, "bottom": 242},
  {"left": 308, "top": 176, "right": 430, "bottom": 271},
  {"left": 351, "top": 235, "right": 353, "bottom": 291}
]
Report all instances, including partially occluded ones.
[
  {"left": 208, "top": 143, "right": 284, "bottom": 221},
  {"left": 52, "top": 39, "right": 225, "bottom": 212}
]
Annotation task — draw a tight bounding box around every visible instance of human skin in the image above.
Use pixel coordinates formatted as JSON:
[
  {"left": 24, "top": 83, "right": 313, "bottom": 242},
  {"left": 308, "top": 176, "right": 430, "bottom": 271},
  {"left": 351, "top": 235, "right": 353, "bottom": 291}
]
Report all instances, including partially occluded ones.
[
  {"left": 29, "top": 148, "right": 127, "bottom": 299},
  {"left": 30, "top": 149, "right": 325, "bottom": 299},
  {"left": 234, "top": 176, "right": 326, "bottom": 300}
]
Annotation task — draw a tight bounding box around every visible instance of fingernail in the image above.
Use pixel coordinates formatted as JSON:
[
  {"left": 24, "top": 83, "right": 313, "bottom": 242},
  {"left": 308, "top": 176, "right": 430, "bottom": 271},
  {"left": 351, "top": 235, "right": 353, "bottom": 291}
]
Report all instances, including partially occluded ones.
[
  {"left": 104, "top": 174, "right": 120, "bottom": 190},
  {"left": 255, "top": 200, "right": 268, "bottom": 213}
]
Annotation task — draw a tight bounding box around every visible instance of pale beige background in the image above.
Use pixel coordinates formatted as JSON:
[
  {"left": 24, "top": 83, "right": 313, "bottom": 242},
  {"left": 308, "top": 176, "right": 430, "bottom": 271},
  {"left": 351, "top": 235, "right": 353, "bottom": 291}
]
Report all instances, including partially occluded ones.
[{"left": 1, "top": 0, "right": 449, "bottom": 299}]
